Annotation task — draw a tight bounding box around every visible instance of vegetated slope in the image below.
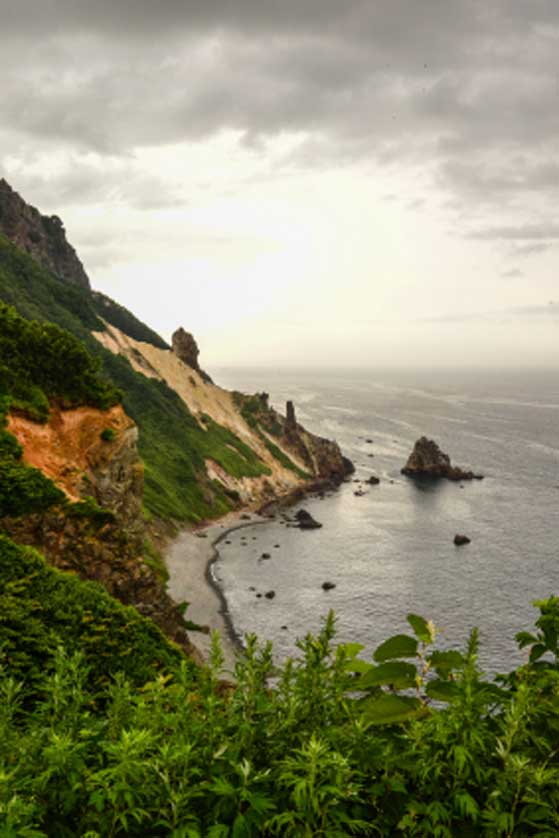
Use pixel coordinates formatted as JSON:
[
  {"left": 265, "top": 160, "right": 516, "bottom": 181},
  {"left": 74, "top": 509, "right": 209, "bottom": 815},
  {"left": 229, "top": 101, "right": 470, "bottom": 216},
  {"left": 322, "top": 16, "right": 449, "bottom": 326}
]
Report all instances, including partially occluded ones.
[
  {"left": 0, "top": 233, "right": 270, "bottom": 521},
  {"left": 0, "top": 302, "right": 202, "bottom": 656},
  {"left": 0, "top": 535, "right": 184, "bottom": 694},
  {"left": 0, "top": 229, "right": 350, "bottom": 522}
]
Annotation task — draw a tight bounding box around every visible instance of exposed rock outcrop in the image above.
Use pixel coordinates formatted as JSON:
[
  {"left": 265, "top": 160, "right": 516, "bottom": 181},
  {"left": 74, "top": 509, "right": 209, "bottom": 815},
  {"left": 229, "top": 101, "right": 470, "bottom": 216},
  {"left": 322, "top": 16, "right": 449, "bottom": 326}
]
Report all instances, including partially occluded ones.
[
  {"left": 401, "top": 436, "right": 483, "bottom": 481},
  {"left": 294, "top": 509, "right": 322, "bottom": 530},
  {"left": 172, "top": 327, "right": 213, "bottom": 383},
  {"left": 4, "top": 403, "right": 201, "bottom": 661},
  {"left": 0, "top": 178, "right": 90, "bottom": 288}
]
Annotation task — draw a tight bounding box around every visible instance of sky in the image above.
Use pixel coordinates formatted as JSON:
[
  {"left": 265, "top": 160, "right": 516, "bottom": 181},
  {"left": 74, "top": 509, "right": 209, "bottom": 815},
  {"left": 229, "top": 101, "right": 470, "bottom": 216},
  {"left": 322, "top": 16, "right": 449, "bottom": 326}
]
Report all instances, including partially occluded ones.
[{"left": 1, "top": 0, "right": 558, "bottom": 368}]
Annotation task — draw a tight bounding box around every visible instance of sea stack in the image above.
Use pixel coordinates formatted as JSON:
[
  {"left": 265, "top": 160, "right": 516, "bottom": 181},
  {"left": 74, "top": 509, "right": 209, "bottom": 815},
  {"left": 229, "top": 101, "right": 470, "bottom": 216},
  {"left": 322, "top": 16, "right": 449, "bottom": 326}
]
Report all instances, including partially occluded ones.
[
  {"left": 401, "top": 436, "right": 483, "bottom": 481},
  {"left": 172, "top": 327, "right": 213, "bottom": 383}
]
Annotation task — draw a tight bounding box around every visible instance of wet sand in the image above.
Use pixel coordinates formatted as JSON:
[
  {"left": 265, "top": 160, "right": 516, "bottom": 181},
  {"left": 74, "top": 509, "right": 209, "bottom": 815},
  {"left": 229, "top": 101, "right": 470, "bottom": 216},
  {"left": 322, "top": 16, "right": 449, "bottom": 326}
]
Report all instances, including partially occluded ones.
[{"left": 165, "top": 512, "right": 269, "bottom": 672}]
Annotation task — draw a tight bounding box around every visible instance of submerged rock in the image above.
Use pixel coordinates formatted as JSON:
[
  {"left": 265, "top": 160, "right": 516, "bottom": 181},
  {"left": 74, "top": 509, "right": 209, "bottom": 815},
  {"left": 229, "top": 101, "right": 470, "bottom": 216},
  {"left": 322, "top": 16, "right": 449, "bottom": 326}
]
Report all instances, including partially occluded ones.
[
  {"left": 264, "top": 590, "right": 276, "bottom": 599},
  {"left": 366, "top": 475, "right": 380, "bottom": 485},
  {"left": 401, "top": 436, "right": 484, "bottom": 481},
  {"left": 322, "top": 581, "right": 336, "bottom": 591},
  {"left": 454, "top": 534, "right": 471, "bottom": 546}
]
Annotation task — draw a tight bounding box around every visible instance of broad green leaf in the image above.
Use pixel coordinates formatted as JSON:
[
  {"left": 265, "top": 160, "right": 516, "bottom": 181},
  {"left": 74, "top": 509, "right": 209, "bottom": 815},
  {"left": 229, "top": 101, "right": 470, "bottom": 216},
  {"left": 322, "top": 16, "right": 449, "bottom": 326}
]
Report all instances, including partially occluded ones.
[
  {"left": 338, "top": 642, "right": 365, "bottom": 658},
  {"left": 343, "top": 658, "right": 373, "bottom": 675},
  {"left": 529, "top": 643, "right": 547, "bottom": 662},
  {"left": 515, "top": 631, "right": 538, "bottom": 649},
  {"left": 358, "top": 661, "right": 417, "bottom": 690},
  {"left": 373, "top": 634, "right": 418, "bottom": 662},
  {"left": 425, "top": 679, "right": 460, "bottom": 702},
  {"left": 362, "top": 694, "right": 420, "bottom": 725},
  {"left": 428, "top": 650, "right": 464, "bottom": 677},
  {"left": 407, "top": 614, "right": 435, "bottom": 643}
]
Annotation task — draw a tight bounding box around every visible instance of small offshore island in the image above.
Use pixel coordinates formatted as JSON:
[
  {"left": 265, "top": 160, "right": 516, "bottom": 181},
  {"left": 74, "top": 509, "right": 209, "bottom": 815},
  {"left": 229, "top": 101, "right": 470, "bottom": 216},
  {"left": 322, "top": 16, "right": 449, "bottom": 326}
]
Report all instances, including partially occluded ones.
[{"left": 1, "top": 179, "right": 559, "bottom": 835}]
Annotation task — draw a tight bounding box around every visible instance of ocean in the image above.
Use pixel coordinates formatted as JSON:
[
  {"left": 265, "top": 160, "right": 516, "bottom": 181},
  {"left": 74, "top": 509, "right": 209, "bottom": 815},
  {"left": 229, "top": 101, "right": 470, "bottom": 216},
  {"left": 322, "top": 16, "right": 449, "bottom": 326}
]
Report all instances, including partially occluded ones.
[{"left": 210, "top": 367, "right": 559, "bottom": 674}]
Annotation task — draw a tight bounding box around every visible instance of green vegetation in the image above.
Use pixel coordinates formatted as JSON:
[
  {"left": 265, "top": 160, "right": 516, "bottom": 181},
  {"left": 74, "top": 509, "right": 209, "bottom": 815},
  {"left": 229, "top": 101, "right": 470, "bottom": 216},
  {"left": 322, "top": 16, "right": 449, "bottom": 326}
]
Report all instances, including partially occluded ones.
[
  {"left": 0, "top": 303, "right": 121, "bottom": 519},
  {"left": 0, "top": 235, "right": 272, "bottom": 522},
  {"left": 142, "top": 537, "right": 169, "bottom": 584},
  {"left": 0, "top": 536, "right": 183, "bottom": 698},
  {"left": 0, "top": 303, "right": 121, "bottom": 422},
  {"left": 233, "top": 393, "right": 309, "bottom": 476},
  {"left": 262, "top": 438, "right": 310, "bottom": 479},
  {"left": 2, "top": 586, "right": 559, "bottom": 836},
  {"left": 91, "top": 291, "right": 170, "bottom": 350},
  {"left": 0, "top": 420, "right": 65, "bottom": 517},
  {"left": 65, "top": 497, "right": 116, "bottom": 530},
  {"left": 100, "top": 427, "right": 116, "bottom": 442}
]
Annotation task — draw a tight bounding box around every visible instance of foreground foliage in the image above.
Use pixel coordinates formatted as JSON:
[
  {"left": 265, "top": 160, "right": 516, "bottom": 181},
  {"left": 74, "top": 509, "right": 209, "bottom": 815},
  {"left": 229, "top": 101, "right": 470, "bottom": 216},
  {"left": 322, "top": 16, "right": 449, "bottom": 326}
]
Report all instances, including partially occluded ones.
[{"left": 2, "top": 574, "right": 559, "bottom": 837}]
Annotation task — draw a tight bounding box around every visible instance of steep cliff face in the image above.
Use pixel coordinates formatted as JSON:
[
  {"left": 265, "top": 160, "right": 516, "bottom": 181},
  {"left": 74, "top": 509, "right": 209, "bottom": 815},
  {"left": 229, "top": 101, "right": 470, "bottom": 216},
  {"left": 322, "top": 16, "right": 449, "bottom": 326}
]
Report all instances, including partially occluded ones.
[
  {"left": 3, "top": 401, "right": 201, "bottom": 661},
  {"left": 0, "top": 178, "right": 90, "bottom": 288},
  {"left": 93, "top": 321, "right": 351, "bottom": 507}
]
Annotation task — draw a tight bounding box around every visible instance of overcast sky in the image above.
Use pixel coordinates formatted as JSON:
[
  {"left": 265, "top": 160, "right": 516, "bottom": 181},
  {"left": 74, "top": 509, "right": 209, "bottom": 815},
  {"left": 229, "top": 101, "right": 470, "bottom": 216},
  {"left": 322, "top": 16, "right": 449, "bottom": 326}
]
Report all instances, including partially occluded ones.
[{"left": 1, "top": 0, "right": 558, "bottom": 367}]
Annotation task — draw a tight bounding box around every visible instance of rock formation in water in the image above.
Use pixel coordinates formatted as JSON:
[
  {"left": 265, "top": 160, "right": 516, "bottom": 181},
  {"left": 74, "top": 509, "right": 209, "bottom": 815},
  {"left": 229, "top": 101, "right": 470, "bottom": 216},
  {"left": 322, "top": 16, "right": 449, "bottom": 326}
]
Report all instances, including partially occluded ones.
[
  {"left": 171, "top": 327, "right": 213, "bottom": 383},
  {"left": 401, "top": 436, "right": 483, "bottom": 481},
  {"left": 0, "top": 178, "right": 90, "bottom": 288}
]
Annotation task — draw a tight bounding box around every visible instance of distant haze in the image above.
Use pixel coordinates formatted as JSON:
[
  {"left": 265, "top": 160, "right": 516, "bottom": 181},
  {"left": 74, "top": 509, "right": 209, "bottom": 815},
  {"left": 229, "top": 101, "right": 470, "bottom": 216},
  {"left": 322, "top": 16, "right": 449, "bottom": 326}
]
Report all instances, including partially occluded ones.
[{"left": 1, "top": 1, "right": 558, "bottom": 366}]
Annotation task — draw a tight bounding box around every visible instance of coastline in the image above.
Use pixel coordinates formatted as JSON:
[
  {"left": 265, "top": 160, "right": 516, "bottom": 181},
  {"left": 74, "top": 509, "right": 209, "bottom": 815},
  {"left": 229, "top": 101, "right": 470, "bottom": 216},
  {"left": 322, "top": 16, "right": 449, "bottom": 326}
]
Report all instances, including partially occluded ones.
[
  {"left": 164, "top": 473, "right": 350, "bottom": 668},
  {"left": 165, "top": 510, "right": 271, "bottom": 670}
]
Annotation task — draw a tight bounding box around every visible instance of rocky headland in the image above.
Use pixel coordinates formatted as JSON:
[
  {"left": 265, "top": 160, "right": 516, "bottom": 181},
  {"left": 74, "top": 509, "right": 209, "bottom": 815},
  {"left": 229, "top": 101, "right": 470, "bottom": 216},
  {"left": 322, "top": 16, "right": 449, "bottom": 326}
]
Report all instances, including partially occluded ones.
[
  {"left": 0, "top": 178, "right": 90, "bottom": 288},
  {"left": 401, "top": 436, "right": 483, "bottom": 481}
]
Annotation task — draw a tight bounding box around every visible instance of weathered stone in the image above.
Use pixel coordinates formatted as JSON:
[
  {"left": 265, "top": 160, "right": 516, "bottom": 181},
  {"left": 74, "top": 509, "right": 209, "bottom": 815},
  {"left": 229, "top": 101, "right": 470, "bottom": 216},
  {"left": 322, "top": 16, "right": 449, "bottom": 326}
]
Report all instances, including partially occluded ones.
[
  {"left": 171, "top": 327, "right": 213, "bottom": 383},
  {"left": 402, "top": 437, "right": 483, "bottom": 481},
  {"left": 294, "top": 509, "right": 322, "bottom": 529},
  {"left": 0, "top": 178, "right": 90, "bottom": 288}
]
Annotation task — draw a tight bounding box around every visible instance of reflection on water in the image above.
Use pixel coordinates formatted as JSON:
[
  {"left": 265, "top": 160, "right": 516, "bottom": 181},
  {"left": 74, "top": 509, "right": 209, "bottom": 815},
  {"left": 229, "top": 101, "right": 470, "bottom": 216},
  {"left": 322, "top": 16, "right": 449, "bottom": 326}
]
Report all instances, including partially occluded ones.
[{"left": 211, "top": 367, "right": 559, "bottom": 673}]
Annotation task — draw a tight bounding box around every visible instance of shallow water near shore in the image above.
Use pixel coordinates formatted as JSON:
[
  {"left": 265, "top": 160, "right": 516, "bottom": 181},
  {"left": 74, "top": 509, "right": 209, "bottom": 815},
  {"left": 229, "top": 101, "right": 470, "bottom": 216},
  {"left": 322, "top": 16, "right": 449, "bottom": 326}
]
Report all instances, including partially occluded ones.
[{"left": 206, "top": 367, "right": 559, "bottom": 673}]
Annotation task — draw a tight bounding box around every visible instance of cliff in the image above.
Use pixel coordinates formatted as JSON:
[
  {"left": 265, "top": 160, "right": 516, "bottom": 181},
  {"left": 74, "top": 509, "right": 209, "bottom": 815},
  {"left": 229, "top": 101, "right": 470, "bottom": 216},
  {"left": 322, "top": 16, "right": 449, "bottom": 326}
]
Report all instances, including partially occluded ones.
[
  {"left": 0, "top": 178, "right": 90, "bottom": 289},
  {"left": 93, "top": 319, "right": 351, "bottom": 507},
  {"left": 0, "top": 178, "right": 352, "bottom": 661}
]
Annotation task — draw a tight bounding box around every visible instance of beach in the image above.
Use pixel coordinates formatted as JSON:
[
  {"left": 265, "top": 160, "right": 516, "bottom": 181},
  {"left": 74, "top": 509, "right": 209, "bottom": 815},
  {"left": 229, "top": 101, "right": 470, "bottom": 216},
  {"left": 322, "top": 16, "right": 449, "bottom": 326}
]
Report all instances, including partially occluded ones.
[{"left": 165, "top": 512, "right": 270, "bottom": 671}]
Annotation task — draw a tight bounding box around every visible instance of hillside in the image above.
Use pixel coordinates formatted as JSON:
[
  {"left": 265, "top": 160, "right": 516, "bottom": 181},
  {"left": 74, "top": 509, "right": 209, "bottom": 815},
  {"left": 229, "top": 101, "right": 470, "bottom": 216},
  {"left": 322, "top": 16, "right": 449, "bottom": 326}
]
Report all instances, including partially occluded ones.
[
  {"left": 0, "top": 178, "right": 351, "bottom": 657},
  {"left": 0, "top": 183, "right": 351, "bottom": 525}
]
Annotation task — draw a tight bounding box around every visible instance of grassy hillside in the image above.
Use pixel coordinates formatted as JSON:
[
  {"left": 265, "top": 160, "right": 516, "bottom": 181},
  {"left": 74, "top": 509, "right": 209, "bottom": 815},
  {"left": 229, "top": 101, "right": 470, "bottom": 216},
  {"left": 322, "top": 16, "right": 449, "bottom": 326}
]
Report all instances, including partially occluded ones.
[
  {"left": 0, "top": 303, "right": 123, "bottom": 519},
  {"left": 0, "top": 535, "right": 183, "bottom": 695},
  {"left": 0, "top": 234, "right": 269, "bottom": 521}
]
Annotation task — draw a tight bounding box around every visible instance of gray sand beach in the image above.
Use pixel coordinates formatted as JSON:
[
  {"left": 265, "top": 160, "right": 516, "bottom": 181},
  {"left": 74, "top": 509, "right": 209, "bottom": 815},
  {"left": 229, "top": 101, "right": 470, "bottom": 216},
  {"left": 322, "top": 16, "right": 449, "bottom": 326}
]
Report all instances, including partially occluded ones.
[{"left": 165, "top": 512, "right": 269, "bottom": 671}]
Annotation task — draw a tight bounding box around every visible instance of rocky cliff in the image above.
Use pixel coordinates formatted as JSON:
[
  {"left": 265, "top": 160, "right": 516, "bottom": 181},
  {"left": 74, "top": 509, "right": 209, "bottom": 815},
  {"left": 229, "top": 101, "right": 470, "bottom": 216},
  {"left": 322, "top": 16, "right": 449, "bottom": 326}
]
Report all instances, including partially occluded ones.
[
  {"left": 93, "top": 320, "right": 352, "bottom": 507},
  {"left": 3, "top": 401, "right": 202, "bottom": 660},
  {"left": 0, "top": 178, "right": 90, "bottom": 288}
]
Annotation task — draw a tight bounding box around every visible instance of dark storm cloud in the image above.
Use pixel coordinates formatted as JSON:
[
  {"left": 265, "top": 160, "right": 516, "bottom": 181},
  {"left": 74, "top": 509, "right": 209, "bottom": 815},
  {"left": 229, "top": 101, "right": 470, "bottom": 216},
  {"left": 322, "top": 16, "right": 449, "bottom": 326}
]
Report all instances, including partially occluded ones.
[{"left": 2, "top": 0, "right": 558, "bottom": 227}]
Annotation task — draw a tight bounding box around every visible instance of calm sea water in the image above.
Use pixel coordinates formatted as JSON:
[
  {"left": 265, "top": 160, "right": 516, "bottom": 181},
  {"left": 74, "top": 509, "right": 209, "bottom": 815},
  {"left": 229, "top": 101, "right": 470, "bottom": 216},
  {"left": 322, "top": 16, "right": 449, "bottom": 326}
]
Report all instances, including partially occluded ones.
[{"left": 210, "top": 367, "right": 559, "bottom": 673}]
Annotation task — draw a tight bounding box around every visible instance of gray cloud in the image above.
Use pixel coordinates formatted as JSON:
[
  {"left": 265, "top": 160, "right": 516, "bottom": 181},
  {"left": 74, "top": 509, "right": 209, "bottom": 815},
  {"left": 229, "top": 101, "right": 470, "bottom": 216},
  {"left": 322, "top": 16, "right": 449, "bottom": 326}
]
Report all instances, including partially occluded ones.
[
  {"left": 470, "top": 224, "right": 559, "bottom": 241},
  {"left": 501, "top": 269, "right": 524, "bottom": 279},
  {"left": 1, "top": 0, "right": 559, "bottom": 235}
]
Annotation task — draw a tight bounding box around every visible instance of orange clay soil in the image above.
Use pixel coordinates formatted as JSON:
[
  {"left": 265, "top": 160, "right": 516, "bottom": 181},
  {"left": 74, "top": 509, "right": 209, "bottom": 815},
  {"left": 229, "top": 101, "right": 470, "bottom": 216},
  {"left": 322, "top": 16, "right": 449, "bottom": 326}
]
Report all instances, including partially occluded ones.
[{"left": 7, "top": 404, "right": 134, "bottom": 501}]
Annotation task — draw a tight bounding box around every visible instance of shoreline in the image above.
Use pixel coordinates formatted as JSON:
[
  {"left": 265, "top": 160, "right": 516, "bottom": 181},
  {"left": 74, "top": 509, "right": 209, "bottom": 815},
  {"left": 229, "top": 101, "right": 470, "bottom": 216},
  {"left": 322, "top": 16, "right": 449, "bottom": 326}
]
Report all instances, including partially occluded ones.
[
  {"left": 165, "top": 474, "right": 350, "bottom": 667},
  {"left": 165, "top": 510, "right": 273, "bottom": 669}
]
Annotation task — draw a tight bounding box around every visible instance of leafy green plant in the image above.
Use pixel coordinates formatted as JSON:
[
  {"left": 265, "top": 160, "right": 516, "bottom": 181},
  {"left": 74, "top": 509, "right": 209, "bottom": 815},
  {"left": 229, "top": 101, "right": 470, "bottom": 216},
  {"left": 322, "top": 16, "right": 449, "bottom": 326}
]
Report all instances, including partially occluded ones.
[{"left": 2, "top": 596, "right": 559, "bottom": 836}]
